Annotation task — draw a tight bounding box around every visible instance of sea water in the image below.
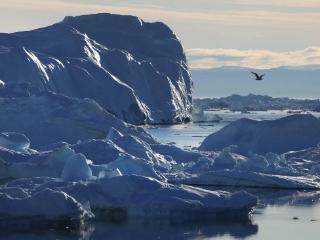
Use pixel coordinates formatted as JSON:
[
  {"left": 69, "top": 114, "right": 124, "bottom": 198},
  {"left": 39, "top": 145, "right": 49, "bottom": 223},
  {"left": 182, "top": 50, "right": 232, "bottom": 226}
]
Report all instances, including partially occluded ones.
[{"left": 146, "top": 110, "right": 320, "bottom": 148}]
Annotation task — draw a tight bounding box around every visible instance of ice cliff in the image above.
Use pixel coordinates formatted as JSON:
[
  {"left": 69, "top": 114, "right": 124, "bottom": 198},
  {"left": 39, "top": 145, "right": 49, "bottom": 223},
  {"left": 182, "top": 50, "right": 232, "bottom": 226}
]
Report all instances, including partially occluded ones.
[{"left": 0, "top": 13, "right": 192, "bottom": 124}]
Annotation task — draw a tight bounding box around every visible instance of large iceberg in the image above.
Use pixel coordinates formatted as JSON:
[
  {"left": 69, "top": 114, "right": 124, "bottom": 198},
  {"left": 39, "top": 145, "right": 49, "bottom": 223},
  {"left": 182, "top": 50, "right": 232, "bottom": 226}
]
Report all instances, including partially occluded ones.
[
  {"left": 199, "top": 114, "right": 320, "bottom": 155},
  {"left": 0, "top": 13, "right": 192, "bottom": 124}
]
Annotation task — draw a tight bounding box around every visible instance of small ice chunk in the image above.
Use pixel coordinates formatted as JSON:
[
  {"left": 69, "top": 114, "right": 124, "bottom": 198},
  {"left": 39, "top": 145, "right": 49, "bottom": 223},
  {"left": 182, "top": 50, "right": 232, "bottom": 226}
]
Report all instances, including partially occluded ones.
[
  {"left": 213, "top": 147, "right": 238, "bottom": 169},
  {"left": 47, "top": 144, "right": 76, "bottom": 174},
  {"left": 98, "top": 168, "right": 122, "bottom": 179},
  {"left": 0, "top": 80, "right": 5, "bottom": 89},
  {"left": 105, "top": 154, "right": 164, "bottom": 180},
  {"left": 237, "top": 152, "right": 269, "bottom": 171},
  {"left": 0, "top": 132, "right": 30, "bottom": 152},
  {"left": 61, "top": 153, "right": 93, "bottom": 181}
]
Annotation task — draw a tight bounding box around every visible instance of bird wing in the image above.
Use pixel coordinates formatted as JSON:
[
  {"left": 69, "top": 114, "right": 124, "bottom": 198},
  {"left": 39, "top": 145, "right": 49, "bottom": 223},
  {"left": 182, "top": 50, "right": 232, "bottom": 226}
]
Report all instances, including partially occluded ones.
[{"left": 251, "top": 72, "right": 259, "bottom": 78}]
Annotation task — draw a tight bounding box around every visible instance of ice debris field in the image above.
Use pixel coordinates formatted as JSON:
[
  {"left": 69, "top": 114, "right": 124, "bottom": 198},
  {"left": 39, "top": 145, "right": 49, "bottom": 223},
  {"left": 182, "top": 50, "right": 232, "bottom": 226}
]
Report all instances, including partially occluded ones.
[{"left": 0, "top": 13, "right": 320, "bottom": 227}]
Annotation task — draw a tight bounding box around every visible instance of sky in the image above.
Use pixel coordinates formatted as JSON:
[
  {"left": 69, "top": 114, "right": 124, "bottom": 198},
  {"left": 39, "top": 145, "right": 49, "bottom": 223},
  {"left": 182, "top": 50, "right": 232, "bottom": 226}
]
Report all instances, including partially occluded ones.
[{"left": 0, "top": 0, "right": 319, "bottom": 69}]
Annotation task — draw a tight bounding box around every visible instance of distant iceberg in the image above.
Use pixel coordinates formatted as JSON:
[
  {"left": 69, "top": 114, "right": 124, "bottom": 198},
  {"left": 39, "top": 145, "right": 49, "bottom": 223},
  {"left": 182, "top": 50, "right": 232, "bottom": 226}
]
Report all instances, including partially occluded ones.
[{"left": 199, "top": 114, "right": 320, "bottom": 155}]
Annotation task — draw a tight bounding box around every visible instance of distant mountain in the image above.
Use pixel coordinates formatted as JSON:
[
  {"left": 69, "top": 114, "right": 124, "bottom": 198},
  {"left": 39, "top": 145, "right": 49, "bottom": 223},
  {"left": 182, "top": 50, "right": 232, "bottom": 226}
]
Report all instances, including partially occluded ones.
[
  {"left": 0, "top": 13, "right": 192, "bottom": 124},
  {"left": 194, "top": 94, "right": 320, "bottom": 111},
  {"left": 191, "top": 66, "right": 320, "bottom": 99}
]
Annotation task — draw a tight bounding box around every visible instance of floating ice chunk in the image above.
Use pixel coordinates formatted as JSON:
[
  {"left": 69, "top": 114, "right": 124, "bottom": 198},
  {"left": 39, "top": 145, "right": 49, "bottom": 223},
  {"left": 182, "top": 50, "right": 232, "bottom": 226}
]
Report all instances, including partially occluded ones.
[
  {"left": 2, "top": 175, "right": 257, "bottom": 220},
  {"left": 199, "top": 114, "right": 320, "bottom": 154},
  {"left": 105, "top": 154, "right": 165, "bottom": 180},
  {"left": 47, "top": 144, "right": 76, "bottom": 174},
  {"left": 113, "top": 135, "right": 171, "bottom": 169},
  {"left": 237, "top": 152, "right": 269, "bottom": 171},
  {"left": 213, "top": 147, "right": 239, "bottom": 170},
  {"left": 61, "top": 153, "right": 93, "bottom": 182},
  {"left": 57, "top": 176, "right": 257, "bottom": 218},
  {"left": 0, "top": 132, "right": 30, "bottom": 152},
  {"left": 98, "top": 168, "right": 122, "bottom": 179},
  {"left": 0, "top": 80, "right": 5, "bottom": 89}
]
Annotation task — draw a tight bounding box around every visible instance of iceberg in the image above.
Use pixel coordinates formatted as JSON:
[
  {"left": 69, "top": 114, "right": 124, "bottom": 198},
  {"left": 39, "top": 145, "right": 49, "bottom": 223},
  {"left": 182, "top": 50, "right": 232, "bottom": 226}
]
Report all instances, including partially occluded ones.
[
  {"left": 0, "top": 13, "right": 192, "bottom": 124},
  {"left": 199, "top": 114, "right": 320, "bottom": 155},
  {"left": 2, "top": 175, "right": 257, "bottom": 221},
  {"left": 0, "top": 188, "right": 93, "bottom": 221}
]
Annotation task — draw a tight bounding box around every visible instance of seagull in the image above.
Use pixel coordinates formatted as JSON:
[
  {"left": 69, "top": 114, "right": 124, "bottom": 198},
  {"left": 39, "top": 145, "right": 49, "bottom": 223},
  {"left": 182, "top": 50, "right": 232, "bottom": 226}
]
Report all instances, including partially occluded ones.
[{"left": 251, "top": 72, "right": 265, "bottom": 81}]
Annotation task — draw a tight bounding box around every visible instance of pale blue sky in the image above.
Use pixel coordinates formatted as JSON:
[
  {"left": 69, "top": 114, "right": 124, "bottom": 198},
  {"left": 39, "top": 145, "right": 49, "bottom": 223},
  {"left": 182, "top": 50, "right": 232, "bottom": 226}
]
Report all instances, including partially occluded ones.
[{"left": 1, "top": 0, "right": 319, "bottom": 68}]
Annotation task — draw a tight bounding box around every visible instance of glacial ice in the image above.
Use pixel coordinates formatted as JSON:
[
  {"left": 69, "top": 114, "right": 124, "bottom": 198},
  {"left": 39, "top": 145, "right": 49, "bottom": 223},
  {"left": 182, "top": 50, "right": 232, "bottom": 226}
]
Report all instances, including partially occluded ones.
[
  {"left": 0, "top": 187, "right": 93, "bottom": 220},
  {"left": 0, "top": 13, "right": 192, "bottom": 124},
  {"left": 0, "top": 92, "right": 156, "bottom": 148},
  {"left": 3, "top": 176, "right": 257, "bottom": 220},
  {"left": 0, "top": 130, "right": 260, "bottom": 222},
  {"left": 1, "top": 12, "right": 319, "bottom": 226},
  {"left": 2, "top": 122, "right": 320, "bottom": 223},
  {"left": 199, "top": 114, "right": 320, "bottom": 154},
  {"left": 61, "top": 153, "right": 93, "bottom": 182},
  {"left": 104, "top": 154, "right": 165, "bottom": 181}
]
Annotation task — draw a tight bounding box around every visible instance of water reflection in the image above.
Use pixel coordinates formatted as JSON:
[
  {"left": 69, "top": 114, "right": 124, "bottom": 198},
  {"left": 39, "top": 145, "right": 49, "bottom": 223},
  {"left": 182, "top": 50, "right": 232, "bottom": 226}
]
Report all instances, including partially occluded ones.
[{"left": 0, "top": 219, "right": 258, "bottom": 240}]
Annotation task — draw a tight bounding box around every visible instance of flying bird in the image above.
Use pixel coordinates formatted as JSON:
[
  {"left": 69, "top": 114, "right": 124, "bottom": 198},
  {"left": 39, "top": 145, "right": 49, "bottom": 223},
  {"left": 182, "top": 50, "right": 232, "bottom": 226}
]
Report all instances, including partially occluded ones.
[{"left": 251, "top": 72, "right": 265, "bottom": 81}]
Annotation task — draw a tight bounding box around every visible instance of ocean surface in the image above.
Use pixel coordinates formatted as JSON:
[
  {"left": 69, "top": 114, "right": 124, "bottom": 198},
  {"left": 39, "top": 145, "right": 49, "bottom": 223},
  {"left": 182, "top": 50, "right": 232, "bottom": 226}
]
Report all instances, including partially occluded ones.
[
  {"left": 2, "top": 111, "right": 320, "bottom": 240},
  {"left": 146, "top": 110, "right": 320, "bottom": 149}
]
